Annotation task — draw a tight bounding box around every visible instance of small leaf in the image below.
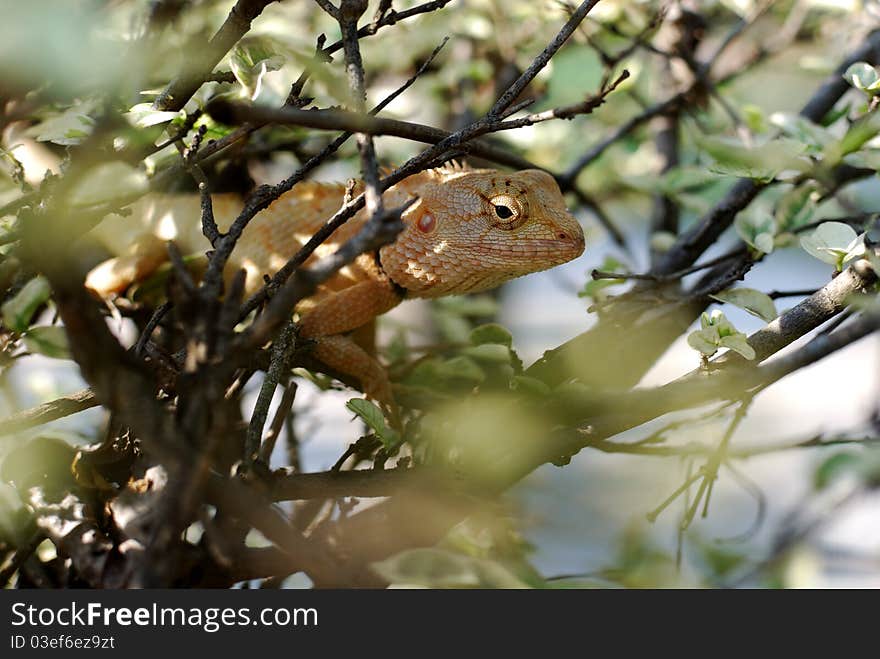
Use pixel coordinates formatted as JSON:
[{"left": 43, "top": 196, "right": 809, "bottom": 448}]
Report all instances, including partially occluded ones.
[
  {"left": 650, "top": 231, "right": 677, "bottom": 253},
  {"left": 125, "top": 103, "right": 180, "bottom": 128},
  {"left": 461, "top": 344, "right": 511, "bottom": 364},
  {"left": 345, "top": 398, "right": 400, "bottom": 450},
  {"left": 769, "top": 113, "right": 833, "bottom": 152},
  {"left": 710, "top": 288, "right": 778, "bottom": 322},
  {"left": 509, "top": 375, "right": 551, "bottom": 397},
  {"left": 775, "top": 184, "right": 816, "bottom": 232},
  {"left": 835, "top": 111, "right": 880, "bottom": 159},
  {"left": 230, "top": 38, "right": 285, "bottom": 101},
  {"left": 719, "top": 334, "right": 756, "bottom": 360},
  {"left": 69, "top": 161, "right": 148, "bottom": 207},
  {"left": 735, "top": 213, "right": 776, "bottom": 254},
  {"left": 2, "top": 276, "right": 50, "bottom": 333},
  {"left": 814, "top": 452, "right": 860, "bottom": 490},
  {"left": 843, "top": 150, "right": 880, "bottom": 171},
  {"left": 687, "top": 329, "right": 718, "bottom": 356},
  {"left": 843, "top": 62, "right": 880, "bottom": 94},
  {"left": 436, "top": 356, "right": 485, "bottom": 384},
  {"left": 754, "top": 232, "right": 775, "bottom": 255},
  {"left": 436, "top": 295, "right": 499, "bottom": 317},
  {"left": 22, "top": 326, "right": 70, "bottom": 359},
  {"left": 372, "top": 548, "right": 529, "bottom": 589},
  {"left": 800, "top": 222, "right": 859, "bottom": 265},
  {"left": 469, "top": 323, "right": 512, "bottom": 347},
  {"left": 25, "top": 99, "right": 99, "bottom": 146},
  {"left": 697, "top": 135, "right": 806, "bottom": 181}
]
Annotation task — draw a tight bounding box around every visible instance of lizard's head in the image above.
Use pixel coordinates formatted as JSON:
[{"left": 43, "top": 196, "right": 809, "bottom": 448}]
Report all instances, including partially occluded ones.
[{"left": 380, "top": 167, "right": 585, "bottom": 298}]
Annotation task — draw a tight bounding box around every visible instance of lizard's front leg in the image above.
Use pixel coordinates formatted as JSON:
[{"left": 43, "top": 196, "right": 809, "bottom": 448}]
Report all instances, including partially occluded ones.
[{"left": 298, "top": 277, "right": 403, "bottom": 408}]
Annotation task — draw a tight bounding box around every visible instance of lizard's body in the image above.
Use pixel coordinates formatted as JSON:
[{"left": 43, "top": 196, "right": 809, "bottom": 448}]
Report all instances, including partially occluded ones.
[{"left": 86, "top": 165, "right": 585, "bottom": 403}]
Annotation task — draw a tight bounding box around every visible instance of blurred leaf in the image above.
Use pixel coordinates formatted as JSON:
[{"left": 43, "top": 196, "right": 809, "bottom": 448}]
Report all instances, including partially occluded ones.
[
  {"left": 820, "top": 102, "right": 851, "bottom": 127},
  {"left": 843, "top": 149, "right": 880, "bottom": 171},
  {"left": 69, "top": 161, "right": 148, "bottom": 207},
  {"left": 469, "top": 323, "right": 512, "bottom": 347},
  {"left": 735, "top": 213, "right": 776, "bottom": 254},
  {"left": 436, "top": 296, "right": 499, "bottom": 317},
  {"left": 697, "top": 135, "right": 806, "bottom": 182},
  {"left": 650, "top": 231, "right": 677, "bottom": 253},
  {"left": 828, "top": 112, "right": 880, "bottom": 163},
  {"left": 710, "top": 288, "right": 778, "bottom": 322},
  {"left": 125, "top": 103, "right": 180, "bottom": 128},
  {"left": 579, "top": 256, "right": 627, "bottom": 302},
  {"left": 843, "top": 61, "right": 880, "bottom": 94},
  {"left": 26, "top": 99, "right": 99, "bottom": 146},
  {"left": 436, "top": 356, "right": 485, "bottom": 385},
  {"left": 2, "top": 275, "right": 50, "bottom": 333},
  {"left": 814, "top": 452, "right": 861, "bottom": 489},
  {"left": 509, "top": 375, "right": 551, "bottom": 397},
  {"left": 461, "top": 344, "right": 511, "bottom": 364},
  {"left": 775, "top": 184, "right": 817, "bottom": 232},
  {"left": 770, "top": 113, "right": 834, "bottom": 152},
  {"left": 23, "top": 326, "right": 70, "bottom": 359},
  {"left": 372, "top": 548, "right": 529, "bottom": 588},
  {"left": 660, "top": 167, "right": 720, "bottom": 194},
  {"left": 230, "top": 37, "right": 285, "bottom": 101},
  {"left": 345, "top": 398, "right": 400, "bottom": 451}
]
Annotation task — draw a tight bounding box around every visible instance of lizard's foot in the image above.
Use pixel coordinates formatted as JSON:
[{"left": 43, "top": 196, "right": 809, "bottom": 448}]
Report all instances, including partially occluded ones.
[{"left": 311, "top": 334, "right": 401, "bottom": 426}]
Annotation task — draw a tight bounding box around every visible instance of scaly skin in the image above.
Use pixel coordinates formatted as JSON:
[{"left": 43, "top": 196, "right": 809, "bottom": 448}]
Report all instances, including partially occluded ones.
[{"left": 86, "top": 164, "right": 585, "bottom": 403}]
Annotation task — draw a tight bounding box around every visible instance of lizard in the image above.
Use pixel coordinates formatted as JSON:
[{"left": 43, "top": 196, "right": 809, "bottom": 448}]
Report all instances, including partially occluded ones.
[{"left": 84, "top": 164, "right": 585, "bottom": 406}]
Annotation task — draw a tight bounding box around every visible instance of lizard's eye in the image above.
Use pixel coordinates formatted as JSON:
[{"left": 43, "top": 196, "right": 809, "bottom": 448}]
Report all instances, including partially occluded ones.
[
  {"left": 494, "top": 204, "right": 513, "bottom": 219},
  {"left": 489, "top": 195, "right": 524, "bottom": 228}
]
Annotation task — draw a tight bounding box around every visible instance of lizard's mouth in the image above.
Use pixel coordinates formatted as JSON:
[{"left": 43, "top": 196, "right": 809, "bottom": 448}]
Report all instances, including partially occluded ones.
[{"left": 476, "top": 236, "right": 585, "bottom": 262}]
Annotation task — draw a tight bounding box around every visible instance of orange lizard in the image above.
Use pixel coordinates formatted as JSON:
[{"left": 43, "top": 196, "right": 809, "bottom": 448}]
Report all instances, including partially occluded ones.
[{"left": 85, "top": 165, "right": 585, "bottom": 404}]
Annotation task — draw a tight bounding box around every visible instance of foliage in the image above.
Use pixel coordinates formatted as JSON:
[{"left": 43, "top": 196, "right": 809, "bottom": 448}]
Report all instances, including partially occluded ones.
[{"left": 0, "top": 0, "right": 878, "bottom": 591}]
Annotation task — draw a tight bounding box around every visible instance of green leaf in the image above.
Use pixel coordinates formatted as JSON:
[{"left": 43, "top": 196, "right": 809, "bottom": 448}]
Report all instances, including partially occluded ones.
[
  {"left": 22, "top": 326, "right": 70, "bottom": 359},
  {"left": 69, "top": 161, "right": 148, "bottom": 207},
  {"left": 754, "top": 232, "right": 775, "bottom": 254},
  {"left": 843, "top": 150, "right": 880, "bottom": 172},
  {"left": 230, "top": 37, "right": 285, "bottom": 101},
  {"left": 834, "top": 111, "right": 880, "bottom": 160},
  {"left": 799, "top": 222, "right": 860, "bottom": 266},
  {"left": 436, "top": 356, "right": 485, "bottom": 385},
  {"left": 345, "top": 398, "right": 400, "bottom": 451},
  {"left": 689, "top": 310, "right": 753, "bottom": 359},
  {"left": 769, "top": 113, "right": 833, "bottom": 152},
  {"left": 687, "top": 329, "right": 718, "bottom": 356},
  {"left": 372, "top": 548, "right": 529, "bottom": 589},
  {"left": 509, "top": 375, "right": 551, "bottom": 397},
  {"left": 579, "top": 256, "right": 627, "bottom": 302},
  {"left": 710, "top": 288, "right": 778, "bottom": 322},
  {"left": 719, "top": 333, "right": 756, "bottom": 360},
  {"left": 735, "top": 212, "right": 776, "bottom": 254},
  {"left": 25, "top": 99, "right": 99, "bottom": 146},
  {"left": 436, "top": 295, "right": 499, "bottom": 317},
  {"left": 2, "top": 276, "right": 50, "bottom": 333},
  {"left": 697, "top": 135, "right": 806, "bottom": 182},
  {"left": 649, "top": 231, "right": 677, "bottom": 253},
  {"left": 461, "top": 344, "right": 511, "bottom": 364},
  {"left": 843, "top": 62, "right": 880, "bottom": 94},
  {"left": 814, "top": 452, "right": 861, "bottom": 490},
  {"left": 125, "top": 103, "right": 180, "bottom": 128},
  {"left": 775, "top": 184, "right": 816, "bottom": 232},
  {"left": 659, "top": 167, "right": 720, "bottom": 194},
  {"left": 469, "top": 323, "right": 512, "bottom": 347}
]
